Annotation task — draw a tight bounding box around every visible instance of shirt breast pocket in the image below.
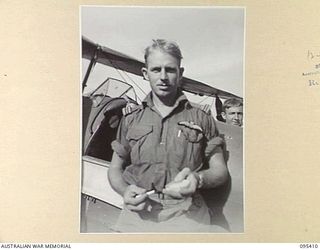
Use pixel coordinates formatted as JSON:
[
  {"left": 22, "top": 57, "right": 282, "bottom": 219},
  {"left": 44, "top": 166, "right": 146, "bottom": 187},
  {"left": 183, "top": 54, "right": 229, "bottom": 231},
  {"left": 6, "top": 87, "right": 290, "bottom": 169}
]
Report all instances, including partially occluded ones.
[
  {"left": 177, "top": 123, "right": 204, "bottom": 170},
  {"left": 126, "top": 125, "right": 153, "bottom": 162}
]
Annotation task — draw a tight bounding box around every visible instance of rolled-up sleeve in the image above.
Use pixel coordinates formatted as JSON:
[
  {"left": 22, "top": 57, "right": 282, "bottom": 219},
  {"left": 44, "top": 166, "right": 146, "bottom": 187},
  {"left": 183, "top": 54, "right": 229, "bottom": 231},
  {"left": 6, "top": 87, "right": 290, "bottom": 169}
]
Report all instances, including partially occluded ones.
[
  {"left": 111, "top": 117, "right": 131, "bottom": 162},
  {"left": 201, "top": 113, "right": 225, "bottom": 158},
  {"left": 205, "top": 136, "right": 224, "bottom": 158}
]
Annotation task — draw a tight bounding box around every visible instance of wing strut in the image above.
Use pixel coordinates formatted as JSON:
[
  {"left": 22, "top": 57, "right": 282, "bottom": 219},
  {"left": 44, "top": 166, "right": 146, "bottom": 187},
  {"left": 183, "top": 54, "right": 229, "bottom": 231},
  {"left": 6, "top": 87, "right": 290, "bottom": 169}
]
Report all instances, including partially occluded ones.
[{"left": 82, "top": 46, "right": 100, "bottom": 92}]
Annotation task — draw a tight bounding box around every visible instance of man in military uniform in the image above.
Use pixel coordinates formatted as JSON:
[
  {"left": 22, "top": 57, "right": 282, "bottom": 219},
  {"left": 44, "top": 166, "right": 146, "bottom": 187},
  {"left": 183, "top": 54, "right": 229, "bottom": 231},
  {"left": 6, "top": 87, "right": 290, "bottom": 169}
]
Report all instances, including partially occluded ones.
[{"left": 108, "top": 39, "right": 228, "bottom": 232}]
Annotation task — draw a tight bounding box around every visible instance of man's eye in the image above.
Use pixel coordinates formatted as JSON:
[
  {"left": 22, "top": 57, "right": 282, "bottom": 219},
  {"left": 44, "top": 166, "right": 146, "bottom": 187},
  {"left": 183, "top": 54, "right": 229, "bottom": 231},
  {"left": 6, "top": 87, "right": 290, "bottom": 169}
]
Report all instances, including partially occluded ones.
[
  {"left": 151, "top": 68, "right": 161, "bottom": 72},
  {"left": 166, "top": 68, "right": 177, "bottom": 73}
]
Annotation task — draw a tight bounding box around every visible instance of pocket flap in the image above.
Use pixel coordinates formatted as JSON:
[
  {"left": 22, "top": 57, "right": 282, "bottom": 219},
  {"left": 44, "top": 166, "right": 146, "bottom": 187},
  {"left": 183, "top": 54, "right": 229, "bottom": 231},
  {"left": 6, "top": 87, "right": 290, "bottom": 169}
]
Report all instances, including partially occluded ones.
[
  {"left": 127, "top": 125, "right": 153, "bottom": 140},
  {"left": 178, "top": 122, "right": 203, "bottom": 143}
]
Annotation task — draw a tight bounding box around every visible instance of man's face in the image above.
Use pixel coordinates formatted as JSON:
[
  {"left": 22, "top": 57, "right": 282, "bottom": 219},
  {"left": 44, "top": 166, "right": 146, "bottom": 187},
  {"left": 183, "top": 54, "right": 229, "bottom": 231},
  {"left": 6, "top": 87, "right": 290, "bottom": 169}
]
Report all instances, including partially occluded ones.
[
  {"left": 142, "top": 49, "right": 184, "bottom": 101},
  {"left": 222, "top": 106, "right": 243, "bottom": 127}
]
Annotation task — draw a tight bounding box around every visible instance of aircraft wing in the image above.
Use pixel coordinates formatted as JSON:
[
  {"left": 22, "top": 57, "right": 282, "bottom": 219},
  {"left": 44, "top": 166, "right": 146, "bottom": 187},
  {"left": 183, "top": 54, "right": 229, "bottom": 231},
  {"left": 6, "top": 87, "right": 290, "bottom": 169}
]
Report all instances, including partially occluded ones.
[
  {"left": 82, "top": 36, "right": 242, "bottom": 99},
  {"left": 181, "top": 77, "right": 240, "bottom": 99},
  {"left": 82, "top": 36, "right": 144, "bottom": 77}
]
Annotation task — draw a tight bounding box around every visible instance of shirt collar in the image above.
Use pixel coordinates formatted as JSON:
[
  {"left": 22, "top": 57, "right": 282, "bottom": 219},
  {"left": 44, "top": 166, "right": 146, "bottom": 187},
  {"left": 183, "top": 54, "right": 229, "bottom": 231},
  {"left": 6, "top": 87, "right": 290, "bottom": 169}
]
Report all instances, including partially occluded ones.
[{"left": 142, "top": 90, "right": 192, "bottom": 109}]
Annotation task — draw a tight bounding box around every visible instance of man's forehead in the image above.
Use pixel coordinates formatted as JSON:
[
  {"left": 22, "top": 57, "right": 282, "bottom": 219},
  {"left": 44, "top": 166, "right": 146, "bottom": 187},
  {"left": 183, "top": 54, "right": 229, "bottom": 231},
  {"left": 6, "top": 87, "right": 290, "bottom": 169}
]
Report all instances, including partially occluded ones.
[
  {"left": 226, "top": 106, "right": 243, "bottom": 112},
  {"left": 145, "top": 49, "right": 181, "bottom": 65}
]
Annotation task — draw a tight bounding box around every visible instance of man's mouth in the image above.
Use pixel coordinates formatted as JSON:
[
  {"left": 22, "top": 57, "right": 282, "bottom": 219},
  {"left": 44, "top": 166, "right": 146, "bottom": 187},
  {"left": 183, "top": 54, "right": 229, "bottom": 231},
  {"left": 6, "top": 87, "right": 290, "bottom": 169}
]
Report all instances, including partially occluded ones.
[{"left": 157, "top": 83, "right": 170, "bottom": 89}]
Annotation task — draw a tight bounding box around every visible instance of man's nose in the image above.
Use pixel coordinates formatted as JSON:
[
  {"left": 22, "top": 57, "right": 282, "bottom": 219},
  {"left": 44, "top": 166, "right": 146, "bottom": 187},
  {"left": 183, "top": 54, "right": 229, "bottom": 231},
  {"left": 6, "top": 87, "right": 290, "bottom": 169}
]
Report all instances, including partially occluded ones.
[
  {"left": 235, "top": 113, "right": 239, "bottom": 119},
  {"left": 160, "top": 68, "right": 168, "bottom": 80}
]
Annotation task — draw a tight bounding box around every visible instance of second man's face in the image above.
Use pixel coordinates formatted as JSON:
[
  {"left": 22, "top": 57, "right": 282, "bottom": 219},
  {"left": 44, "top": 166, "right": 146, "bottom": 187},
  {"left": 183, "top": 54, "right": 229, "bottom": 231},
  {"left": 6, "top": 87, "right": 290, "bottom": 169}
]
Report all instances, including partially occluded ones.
[
  {"left": 223, "top": 106, "right": 243, "bottom": 127},
  {"left": 142, "top": 49, "right": 184, "bottom": 102}
]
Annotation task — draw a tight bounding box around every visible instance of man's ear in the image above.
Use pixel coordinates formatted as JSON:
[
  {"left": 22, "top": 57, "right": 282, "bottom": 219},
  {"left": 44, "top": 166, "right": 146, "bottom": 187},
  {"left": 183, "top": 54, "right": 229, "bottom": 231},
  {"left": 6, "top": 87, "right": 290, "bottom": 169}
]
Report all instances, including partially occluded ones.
[
  {"left": 221, "top": 112, "right": 226, "bottom": 120},
  {"left": 179, "top": 67, "right": 184, "bottom": 80},
  {"left": 141, "top": 67, "right": 148, "bottom": 80}
]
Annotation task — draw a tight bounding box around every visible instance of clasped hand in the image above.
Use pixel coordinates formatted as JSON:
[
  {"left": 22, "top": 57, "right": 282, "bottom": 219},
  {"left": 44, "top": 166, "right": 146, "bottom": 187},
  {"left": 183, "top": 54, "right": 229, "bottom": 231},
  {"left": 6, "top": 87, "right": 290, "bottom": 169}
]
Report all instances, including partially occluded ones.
[
  {"left": 123, "top": 168, "right": 198, "bottom": 211},
  {"left": 162, "top": 168, "right": 198, "bottom": 199},
  {"left": 123, "top": 185, "right": 147, "bottom": 211}
]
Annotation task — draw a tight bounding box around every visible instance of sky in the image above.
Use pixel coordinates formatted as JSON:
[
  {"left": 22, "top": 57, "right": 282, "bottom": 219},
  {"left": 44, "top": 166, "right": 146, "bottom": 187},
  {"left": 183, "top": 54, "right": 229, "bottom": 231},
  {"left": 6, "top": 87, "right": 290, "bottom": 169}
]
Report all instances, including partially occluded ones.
[{"left": 81, "top": 6, "right": 244, "bottom": 104}]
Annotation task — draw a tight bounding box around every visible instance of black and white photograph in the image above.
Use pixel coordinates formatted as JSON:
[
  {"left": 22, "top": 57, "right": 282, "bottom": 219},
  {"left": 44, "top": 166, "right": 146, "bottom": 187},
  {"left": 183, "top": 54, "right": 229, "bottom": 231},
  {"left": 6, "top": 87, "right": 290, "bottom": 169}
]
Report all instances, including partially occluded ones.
[{"left": 80, "top": 6, "right": 244, "bottom": 233}]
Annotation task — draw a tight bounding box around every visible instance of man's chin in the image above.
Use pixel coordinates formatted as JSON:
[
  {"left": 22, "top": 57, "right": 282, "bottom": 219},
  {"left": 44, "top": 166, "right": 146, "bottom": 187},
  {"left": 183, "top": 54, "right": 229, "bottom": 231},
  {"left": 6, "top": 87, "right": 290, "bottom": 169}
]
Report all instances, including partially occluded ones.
[
  {"left": 232, "top": 121, "right": 241, "bottom": 126},
  {"left": 155, "top": 89, "right": 175, "bottom": 98}
]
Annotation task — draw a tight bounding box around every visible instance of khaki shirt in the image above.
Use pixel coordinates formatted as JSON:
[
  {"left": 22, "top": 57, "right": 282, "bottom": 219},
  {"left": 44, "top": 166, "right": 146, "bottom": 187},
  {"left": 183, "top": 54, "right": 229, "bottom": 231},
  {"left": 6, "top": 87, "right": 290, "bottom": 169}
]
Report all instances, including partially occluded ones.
[{"left": 112, "top": 91, "right": 223, "bottom": 191}]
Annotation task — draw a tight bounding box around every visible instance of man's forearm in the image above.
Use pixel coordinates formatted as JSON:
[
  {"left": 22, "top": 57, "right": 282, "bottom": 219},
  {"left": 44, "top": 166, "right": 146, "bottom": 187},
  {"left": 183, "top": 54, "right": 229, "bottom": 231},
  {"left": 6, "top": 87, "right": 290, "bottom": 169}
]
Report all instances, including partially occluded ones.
[
  {"left": 108, "top": 153, "right": 129, "bottom": 196},
  {"left": 198, "top": 167, "right": 228, "bottom": 189},
  {"left": 198, "top": 148, "right": 228, "bottom": 189},
  {"left": 108, "top": 166, "right": 129, "bottom": 196}
]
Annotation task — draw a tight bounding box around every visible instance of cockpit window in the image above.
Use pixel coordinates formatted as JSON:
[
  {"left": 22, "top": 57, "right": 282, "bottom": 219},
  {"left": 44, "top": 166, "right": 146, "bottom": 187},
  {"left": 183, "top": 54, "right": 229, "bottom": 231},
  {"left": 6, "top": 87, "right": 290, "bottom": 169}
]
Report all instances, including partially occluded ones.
[
  {"left": 83, "top": 78, "right": 138, "bottom": 162},
  {"left": 89, "top": 78, "right": 136, "bottom": 107}
]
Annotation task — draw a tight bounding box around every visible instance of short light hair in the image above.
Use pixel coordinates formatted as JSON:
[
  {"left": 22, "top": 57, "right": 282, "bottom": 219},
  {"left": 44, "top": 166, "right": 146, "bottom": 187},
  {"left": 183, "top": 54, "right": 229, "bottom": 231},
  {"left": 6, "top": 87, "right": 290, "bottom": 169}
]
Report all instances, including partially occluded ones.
[
  {"left": 144, "top": 39, "right": 183, "bottom": 65},
  {"left": 222, "top": 98, "right": 243, "bottom": 112}
]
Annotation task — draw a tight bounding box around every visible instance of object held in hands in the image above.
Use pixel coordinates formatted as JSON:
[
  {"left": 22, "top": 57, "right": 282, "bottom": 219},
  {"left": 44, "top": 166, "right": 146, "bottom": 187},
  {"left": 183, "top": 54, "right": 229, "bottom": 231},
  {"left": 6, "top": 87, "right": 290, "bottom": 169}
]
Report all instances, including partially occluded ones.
[
  {"left": 162, "top": 179, "right": 191, "bottom": 199},
  {"left": 135, "top": 189, "right": 155, "bottom": 198}
]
